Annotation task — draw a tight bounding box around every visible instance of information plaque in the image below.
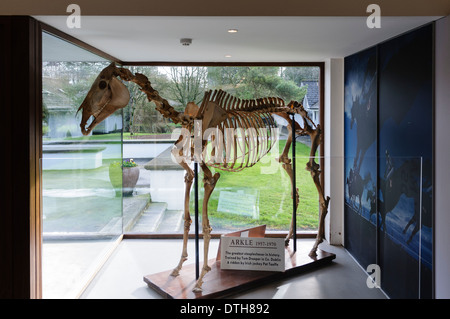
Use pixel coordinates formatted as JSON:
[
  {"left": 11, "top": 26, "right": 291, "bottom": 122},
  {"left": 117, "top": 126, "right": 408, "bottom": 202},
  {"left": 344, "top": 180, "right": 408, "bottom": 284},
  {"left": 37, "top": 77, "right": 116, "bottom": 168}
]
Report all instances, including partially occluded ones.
[{"left": 220, "top": 236, "right": 285, "bottom": 272}]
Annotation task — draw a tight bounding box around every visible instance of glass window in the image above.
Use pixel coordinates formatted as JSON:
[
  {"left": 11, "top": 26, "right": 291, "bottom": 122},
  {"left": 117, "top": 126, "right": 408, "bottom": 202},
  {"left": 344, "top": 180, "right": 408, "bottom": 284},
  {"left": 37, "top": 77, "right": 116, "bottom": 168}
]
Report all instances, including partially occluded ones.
[
  {"left": 41, "top": 40, "right": 322, "bottom": 295},
  {"left": 119, "top": 65, "right": 321, "bottom": 235},
  {"left": 41, "top": 32, "right": 123, "bottom": 299}
]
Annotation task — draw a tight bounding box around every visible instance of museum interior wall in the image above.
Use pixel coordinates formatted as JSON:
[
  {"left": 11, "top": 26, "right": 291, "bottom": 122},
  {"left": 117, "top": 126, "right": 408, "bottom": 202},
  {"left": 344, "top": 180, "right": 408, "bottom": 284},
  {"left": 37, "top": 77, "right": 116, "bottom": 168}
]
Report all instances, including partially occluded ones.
[
  {"left": 0, "top": 16, "right": 42, "bottom": 299},
  {"left": 435, "top": 15, "right": 450, "bottom": 299},
  {"left": 343, "top": 23, "right": 436, "bottom": 299},
  {"left": 322, "top": 15, "right": 450, "bottom": 300},
  {"left": 324, "top": 58, "right": 344, "bottom": 246}
]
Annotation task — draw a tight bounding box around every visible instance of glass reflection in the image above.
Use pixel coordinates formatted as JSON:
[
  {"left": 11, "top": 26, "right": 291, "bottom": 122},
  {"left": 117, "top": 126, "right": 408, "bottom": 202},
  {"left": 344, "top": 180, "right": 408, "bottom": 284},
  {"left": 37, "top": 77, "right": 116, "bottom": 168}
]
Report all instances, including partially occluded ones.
[
  {"left": 42, "top": 31, "right": 122, "bottom": 298},
  {"left": 121, "top": 66, "right": 321, "bottom": 234}
]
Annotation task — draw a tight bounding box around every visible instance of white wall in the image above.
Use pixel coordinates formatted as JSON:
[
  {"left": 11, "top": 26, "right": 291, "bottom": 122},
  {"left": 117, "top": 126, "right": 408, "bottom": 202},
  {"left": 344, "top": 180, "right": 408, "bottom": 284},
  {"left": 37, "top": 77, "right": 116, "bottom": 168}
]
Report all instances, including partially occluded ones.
[
  {"left": 434, "top": 15, "right": 450, "bottom": 299},
  {"left": 324, "top": 58, "right": 344, "bottom": 246}
]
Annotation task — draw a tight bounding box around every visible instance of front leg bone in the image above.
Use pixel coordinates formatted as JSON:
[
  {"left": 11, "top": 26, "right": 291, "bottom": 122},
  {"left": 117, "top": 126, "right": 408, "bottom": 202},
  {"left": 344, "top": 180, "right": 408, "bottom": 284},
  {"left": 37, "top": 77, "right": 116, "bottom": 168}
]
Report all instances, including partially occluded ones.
[
  {"left": 192, "top": 164, "right": 220, "bottom": 292},
  {"left": 170, "top": 146, "right": 195, "bottom": 276}
]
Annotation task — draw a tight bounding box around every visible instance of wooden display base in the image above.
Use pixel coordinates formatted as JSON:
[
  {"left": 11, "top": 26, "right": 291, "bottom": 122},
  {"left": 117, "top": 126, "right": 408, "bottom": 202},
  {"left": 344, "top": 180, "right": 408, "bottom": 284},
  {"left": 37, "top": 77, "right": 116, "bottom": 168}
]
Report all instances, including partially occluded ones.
[{"left": 143, "top": 245, "right": 336, "bottom": 299}]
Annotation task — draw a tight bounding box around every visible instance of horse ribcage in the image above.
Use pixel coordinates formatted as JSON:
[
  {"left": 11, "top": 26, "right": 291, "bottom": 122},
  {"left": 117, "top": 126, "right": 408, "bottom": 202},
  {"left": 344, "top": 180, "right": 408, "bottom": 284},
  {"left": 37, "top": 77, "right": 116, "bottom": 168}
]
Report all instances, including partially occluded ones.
[
  {"left": 201, "top": 90, "right": 280, "bottom": 172},
  {"left": 203, "top": 89, "right": 286, "bottom": 112}
]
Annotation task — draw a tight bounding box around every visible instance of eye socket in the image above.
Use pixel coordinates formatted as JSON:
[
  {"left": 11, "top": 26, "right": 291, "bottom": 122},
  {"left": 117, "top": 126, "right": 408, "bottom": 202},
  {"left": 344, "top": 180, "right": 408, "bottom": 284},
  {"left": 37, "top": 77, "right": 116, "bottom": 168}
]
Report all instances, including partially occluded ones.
[{"left": 99, "top": 80, "right": 107, "bottom": 90}]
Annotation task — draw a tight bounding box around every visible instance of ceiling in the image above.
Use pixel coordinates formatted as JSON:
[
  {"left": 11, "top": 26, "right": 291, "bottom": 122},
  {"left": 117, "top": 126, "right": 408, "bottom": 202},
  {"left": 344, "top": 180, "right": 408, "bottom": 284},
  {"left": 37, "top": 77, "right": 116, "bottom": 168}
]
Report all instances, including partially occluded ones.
[
  {"left": 6, "top": 0, "right": 450, "bottom": 16},
  {"left": 36, "top": 16, "right": 442, "bottom": 63}
]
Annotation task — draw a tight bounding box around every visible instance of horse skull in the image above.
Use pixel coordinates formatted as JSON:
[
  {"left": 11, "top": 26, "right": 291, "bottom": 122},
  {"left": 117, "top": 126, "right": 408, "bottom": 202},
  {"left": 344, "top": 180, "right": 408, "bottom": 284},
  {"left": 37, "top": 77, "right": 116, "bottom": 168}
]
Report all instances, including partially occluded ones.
[{"left": 77, "top": 63, "right": 130, "bottom": 135}]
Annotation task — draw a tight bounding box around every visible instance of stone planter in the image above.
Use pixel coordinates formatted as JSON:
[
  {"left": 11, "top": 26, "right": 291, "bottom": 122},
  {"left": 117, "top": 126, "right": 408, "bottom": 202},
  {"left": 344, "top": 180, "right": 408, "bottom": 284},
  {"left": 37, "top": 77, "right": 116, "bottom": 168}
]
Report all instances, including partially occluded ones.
[
  {"left": 109, "top": 163, "right": 140, "bottom": 197},
  {"left": 122, "top": 166, "right": 140, "bottom": 196}
]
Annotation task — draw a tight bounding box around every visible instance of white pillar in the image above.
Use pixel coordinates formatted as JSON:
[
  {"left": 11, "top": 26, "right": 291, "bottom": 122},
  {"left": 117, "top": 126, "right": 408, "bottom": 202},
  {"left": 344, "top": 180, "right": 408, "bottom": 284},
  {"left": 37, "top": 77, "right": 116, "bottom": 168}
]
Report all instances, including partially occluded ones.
[{"left": 324, "top": 58, "right": 344, "bottom": 246}]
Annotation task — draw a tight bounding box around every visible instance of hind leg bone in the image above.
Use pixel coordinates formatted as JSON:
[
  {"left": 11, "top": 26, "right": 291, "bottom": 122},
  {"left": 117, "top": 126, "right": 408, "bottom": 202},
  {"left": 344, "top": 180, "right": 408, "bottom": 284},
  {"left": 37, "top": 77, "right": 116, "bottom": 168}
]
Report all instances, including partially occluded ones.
[
  {"left": 170, "top": 160, "right": 194, "bottom": 277},
  {"left": 276, "top": 122, "right": 299, "bottom": 246}
]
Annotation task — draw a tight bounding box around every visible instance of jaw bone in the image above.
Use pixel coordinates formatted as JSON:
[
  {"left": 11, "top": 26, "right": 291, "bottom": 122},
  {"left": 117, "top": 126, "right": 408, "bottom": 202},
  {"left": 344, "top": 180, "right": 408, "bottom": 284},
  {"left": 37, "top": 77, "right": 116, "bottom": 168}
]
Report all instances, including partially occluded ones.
[{"left": 77, "top": 63, "right": 130, "bottom": 136}]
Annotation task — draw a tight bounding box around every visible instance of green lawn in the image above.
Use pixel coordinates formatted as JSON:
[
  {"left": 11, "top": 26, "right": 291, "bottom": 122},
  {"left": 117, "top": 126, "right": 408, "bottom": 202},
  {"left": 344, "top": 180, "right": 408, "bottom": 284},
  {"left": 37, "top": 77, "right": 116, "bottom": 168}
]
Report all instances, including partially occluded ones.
[
  {"left": 53, "top": 132, "right": 175, "bottom": 141},
  {"left": 190, "top": 140, "right": 319, "bottom": 232},
  {"left": 42, "top": 137, "right": 320, "bottom": 233}
]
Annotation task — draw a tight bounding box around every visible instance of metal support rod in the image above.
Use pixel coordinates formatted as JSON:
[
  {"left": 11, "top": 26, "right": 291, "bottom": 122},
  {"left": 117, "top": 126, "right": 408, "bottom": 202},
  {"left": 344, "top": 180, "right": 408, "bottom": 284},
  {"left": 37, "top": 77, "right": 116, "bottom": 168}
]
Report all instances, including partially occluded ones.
[
  {"left": 291, "top": 114, "right": 297, "bottom": 252},
  {"left": 194, "top": 162, "right": 199, "bottom": 280}
]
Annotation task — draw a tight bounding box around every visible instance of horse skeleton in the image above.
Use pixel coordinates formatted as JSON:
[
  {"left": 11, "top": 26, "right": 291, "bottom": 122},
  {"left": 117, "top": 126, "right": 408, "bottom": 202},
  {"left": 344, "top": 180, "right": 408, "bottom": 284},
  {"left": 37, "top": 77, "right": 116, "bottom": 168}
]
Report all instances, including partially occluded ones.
[{"left": 77, "top": 63, "right": 330, "bottom": 292}]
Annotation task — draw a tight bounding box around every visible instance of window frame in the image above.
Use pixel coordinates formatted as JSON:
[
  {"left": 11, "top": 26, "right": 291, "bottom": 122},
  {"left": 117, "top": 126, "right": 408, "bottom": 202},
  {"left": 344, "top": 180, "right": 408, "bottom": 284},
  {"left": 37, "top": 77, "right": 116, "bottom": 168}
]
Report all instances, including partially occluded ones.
[
  {"left": 120, "top": 62, "right": 325, "bottom": 239},
  {"left": 35, "top": 21, "right": 325, "bottom": 297}
]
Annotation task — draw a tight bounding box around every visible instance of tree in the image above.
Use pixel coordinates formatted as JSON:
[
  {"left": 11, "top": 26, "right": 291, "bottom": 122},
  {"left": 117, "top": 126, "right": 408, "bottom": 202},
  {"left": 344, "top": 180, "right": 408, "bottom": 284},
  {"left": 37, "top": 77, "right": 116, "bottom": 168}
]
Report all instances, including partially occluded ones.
[
  {"left": 123, "top": 66, "right": 172, "bottom": 134},
  {"left": 207, "top": 66, "right": 307, "bottom": 102},
  {"left": 281, "top": 67, "right": 320, "bottom": 86},
  {"left": 43, "top": 61, "right": 111, "bottom": 110},
  {"left": 164, "top": 66, "right": 208, "bottom": 109}
]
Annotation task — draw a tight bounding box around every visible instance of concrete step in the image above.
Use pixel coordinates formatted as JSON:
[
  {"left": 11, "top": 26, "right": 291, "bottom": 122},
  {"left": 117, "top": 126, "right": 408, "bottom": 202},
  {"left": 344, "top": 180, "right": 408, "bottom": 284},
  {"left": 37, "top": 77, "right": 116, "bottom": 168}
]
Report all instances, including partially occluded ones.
[
  {"left": 154, "top": 210, "right": 183, "bottom": 233},
  {"left": 124, "top": 199, "right": 184, "bottom": 233},
  {"left": 122, "top": 194, "right": 151, "bottom": 232},
  {"left": 99, "top": 216, "right": 122, "bottom": 234},
  {"left": 129, "top": 202, "right": 167, "bottom": 233}
]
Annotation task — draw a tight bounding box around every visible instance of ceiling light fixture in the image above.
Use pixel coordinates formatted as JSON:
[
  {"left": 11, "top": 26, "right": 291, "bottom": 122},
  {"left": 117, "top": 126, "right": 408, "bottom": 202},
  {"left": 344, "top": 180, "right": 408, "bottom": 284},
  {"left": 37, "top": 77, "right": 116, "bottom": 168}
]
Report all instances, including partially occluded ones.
[
  {"left": 225, "top": 54, "right": 232, "bottom": 58},
  {"left": 227, "top": 29, "right": 238, "bottom": 33}
]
